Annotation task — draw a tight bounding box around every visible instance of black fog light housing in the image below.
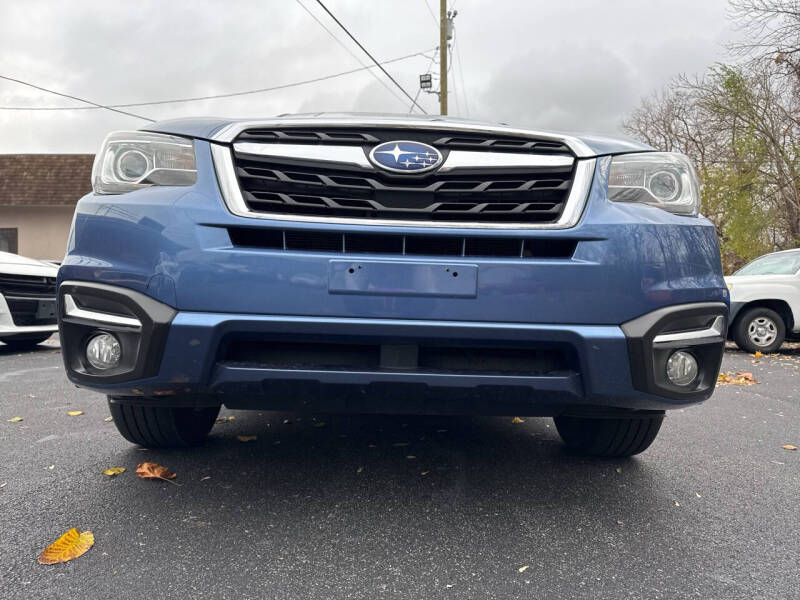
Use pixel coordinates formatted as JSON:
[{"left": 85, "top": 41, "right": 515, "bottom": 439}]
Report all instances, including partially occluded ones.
[
  {"left": 665, "top": 350, "right": 698, "bottom": 387},
  {"left": 86, "top": 332, "right": 122, "bottom": 370}
]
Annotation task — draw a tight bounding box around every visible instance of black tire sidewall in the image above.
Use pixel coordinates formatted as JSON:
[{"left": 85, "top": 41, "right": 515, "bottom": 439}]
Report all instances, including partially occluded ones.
[{"left": 734, "top": 307, "right": 786, "bottom": 354}]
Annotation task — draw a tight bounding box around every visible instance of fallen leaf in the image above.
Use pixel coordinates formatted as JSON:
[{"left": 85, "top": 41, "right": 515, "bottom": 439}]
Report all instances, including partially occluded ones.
[
  {"left": 695, "top": 492, "right": 702, "bottom": 498},
  {"left": 103, "top": 417, "right": 113, "bottom": 422},
  {"left": 66, "top": 411, "right": 84, "bottom": 416},
  {"left": 48, "top": 465, "right": 55, "bottom": 470},
  {"left": 237, "top": 435, "right": 257, "bottom": 442},
  {"left": 615, "top": 467, "right": 622, "bottom": 474},
  {"left": 356, "top": 466, "right": 364, "bottom": 474},
  {"left": 136, "top": 462, "right": 176, "bottom": 481},
  {"left": 674, "top": 500, "right": 680, "bottom": 507},
  {"left": 754, "top": 351, "right": 763, "bottom": 358},
  {"left": 717, "top": 371, "right": 758, "bottom": 386},
  {"left": 518, "top": 565, "right": 530, "bottom": 573},
  {"left": 7, "top": 416, "right": 24, "bottom": 422},
  {"left": 616, "top": 520, "right": 624, "bottom": 525},
  {"left": 421, "top": 471, "right": 430, "bottom": 476},
  {"left": 782, "top": 444, "right": 797, "bottom": 451},
  {"left": 282, "top": 419, "right": 291, "bottom": 425},
  {"left": 511, "top": 417, "right": 525, "bottom": 424},
  {"left": 215, "top": 416, "right": 235, "bottom": 424},
  {"left": 200, "top": 476, "right": 211, "bottom": 481},
  {"left": 406, "top": 455, "right": 417, "bottom": 460},
  {"left": 38, "top": 528, "right": 94, "bottom": 565},
  {"left": 102, "top": 467, "right": 125, "bottom": 477}
]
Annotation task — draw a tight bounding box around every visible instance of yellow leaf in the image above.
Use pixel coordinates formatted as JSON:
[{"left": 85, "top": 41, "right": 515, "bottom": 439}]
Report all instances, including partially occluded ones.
[
  {"left": 674, "top": 500, "right": 680, "bottom": 507},
  {"left": 215, "top": 416, "right": 235, "bottom": 424},
  {"left": 7, "top": 416, "right": 24, "bottom": 422},
  {"left": 103, "top": 467, "right": 125, "bottom": 477},
  {"left": 615, "top": 467, "right": 622, "bottom": 474},
  {"left": 420, "top": 471, "right": 430, "bottom": 476},
  {"left": 782, "top": 444, "right": 798, "bottom": 451},
  {"left": 104, "top": 416, "right": 113, "bottom": 422},
  {"left": 518, "top": 565, "right": 530, "bottom": 573},
  {"left": 136, "top": 462, "right": 176, "bottom": 480},
  {"left": 511, "top": 417, "right": 525, "bottom": 424},
  {"left": 38, "top": 528, "right": 94, "bottom": 565},
  {"left": 67, "top": 411, "right": 84, "bottom": 416},
  {"left": 754, "top": 351, "right": 763, "bottom": 358},
  {"left": 237, "top": 435, "right": 257, "bottom": 442}
]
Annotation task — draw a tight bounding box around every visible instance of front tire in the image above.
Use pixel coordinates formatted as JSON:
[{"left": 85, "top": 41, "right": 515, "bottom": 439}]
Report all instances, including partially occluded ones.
[
  {"left": 108, "top": 398, "right": 220, "bottom": 448},
  {"left": 554, "top": 414, "right": 664, "bottom": 457},
  {"left": 733, "top": 307, "right": 785, "bottom": 354}
]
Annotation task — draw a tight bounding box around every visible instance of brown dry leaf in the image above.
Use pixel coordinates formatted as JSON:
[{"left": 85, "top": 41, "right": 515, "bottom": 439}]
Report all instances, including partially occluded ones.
[
  {"left": 7, "top": 416, "right": 24, "bottom": 422},
  {"left": 237, "top": 435, "right": 257, "bottom": 442},
  {"left": 511, "top": 417, "right": 525, "bottom": 424},
  {"left": 782, "top": 444, "right": 798, "bottom": 451},
  {"left": 717, "top": 372, "right": 758, "bottom": 386},
  {"left": 66, "top": 411, "right": 84, "bottom": 416},
  {"left": 518, "top": 565, "right": 530, "bottom": 573},
  {"left": 102, "top": 467, "right": 125, "bottom": 477},
  {"left": 136, "top": 462, "right": 176, "bottom": 480},
  {"left": 38, "top": 528, "right": 94, "bottom": 565}
]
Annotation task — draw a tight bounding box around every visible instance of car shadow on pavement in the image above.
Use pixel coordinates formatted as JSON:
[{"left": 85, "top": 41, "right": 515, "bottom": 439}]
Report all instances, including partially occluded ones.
[{"left": 108, "top": 411, "right": 665, "bottom": 517}]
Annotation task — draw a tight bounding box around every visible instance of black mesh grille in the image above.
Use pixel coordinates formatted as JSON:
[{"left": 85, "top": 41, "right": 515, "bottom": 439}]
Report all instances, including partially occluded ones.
[
  {"left": 0, "top": 274, "right": 56, "bottom": 298},
  {"left": 0, "top": 274, "right": 57, "bottom": 326},
  {"left": 227, "top": 227, "right": 578, "bottom": 259},
  {"left": 232, "top": 127, "right": 575, "bottom": 224}
]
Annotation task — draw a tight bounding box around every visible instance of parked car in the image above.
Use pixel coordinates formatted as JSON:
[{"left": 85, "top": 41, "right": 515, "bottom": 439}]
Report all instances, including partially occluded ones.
[
  {"left": 57, "top": 115, "right": 728, "bottom": 456},
  {"left": 0, "top": 251, "right": 58, "bottom": 349},
  {"left": 725, "top": 249, "right": 800, "bottom": 353}
]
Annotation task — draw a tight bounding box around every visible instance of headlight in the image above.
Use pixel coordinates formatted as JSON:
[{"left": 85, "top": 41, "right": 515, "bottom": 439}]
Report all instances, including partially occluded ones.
[
  {"left": 92, "top": 131, "right": 197, "bottom": 195},
  {"left": 607, "top": 152, "right": 700, "bottom": 216}
]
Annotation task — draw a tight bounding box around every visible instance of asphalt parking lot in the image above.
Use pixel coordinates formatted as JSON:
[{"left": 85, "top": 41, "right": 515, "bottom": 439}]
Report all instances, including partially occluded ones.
[{"left": 1, "top": 339, "right": 798, "bottom": 600}]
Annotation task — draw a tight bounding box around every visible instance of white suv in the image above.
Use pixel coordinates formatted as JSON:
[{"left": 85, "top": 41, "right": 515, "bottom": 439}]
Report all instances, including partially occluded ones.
[
  {"left": 725, "top": 249, "right": 800, "bottom": 353},
  {"left": 0, "top": 251, "right": 58, "bottom": 350}
]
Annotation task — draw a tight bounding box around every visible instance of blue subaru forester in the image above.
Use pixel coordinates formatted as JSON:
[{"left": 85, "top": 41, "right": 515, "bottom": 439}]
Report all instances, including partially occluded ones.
[{"left": 57, "top": 114, "right": 728, "bottom": 456}]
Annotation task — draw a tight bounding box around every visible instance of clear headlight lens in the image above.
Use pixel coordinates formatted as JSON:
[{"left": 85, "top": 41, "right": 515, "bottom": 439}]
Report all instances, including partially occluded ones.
[
  {"left": 608, "top": 152, "right": 700, "bottom": 216},
  {"left": 92, "top": 131, "right": 197, "bottom": 195}
]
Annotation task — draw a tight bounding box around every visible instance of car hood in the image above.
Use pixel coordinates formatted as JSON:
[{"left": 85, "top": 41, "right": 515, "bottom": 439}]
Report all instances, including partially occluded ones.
[
  {"left": 0, "top": 251, "right": 58, "bottom": 277},
  {"left": 142, "top": 114, "right": 654, "bottom": 158}
]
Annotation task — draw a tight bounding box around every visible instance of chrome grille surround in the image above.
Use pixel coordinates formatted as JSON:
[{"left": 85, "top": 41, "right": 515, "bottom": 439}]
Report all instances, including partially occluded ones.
[{"left": 210, "top": 120, "right": 596, "bottom": 230}]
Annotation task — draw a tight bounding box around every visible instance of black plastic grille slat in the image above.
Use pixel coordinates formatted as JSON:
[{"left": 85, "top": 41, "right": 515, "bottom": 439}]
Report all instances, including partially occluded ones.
[
  {"left": 0, "top": 275, "right": 56, "bottom": 298},
  {"left": 235, "top": 156, "right": 571, "bottom": 224},
  {"left": 227, "top": 227, "right": 578, "bottom": 259}
]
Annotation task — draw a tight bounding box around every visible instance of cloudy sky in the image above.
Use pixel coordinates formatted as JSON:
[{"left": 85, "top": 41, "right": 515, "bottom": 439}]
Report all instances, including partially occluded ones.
[{"left": 0, "top": 0, "right": 741, "bottom": 153}]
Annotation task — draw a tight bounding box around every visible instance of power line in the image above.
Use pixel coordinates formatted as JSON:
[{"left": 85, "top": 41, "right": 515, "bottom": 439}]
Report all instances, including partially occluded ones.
[
  {"left": 313, "top": 0, "right": 428, "bottom": 114},
  {"left": 0, "top": 74, "right": 154, "bottom": 121},
  {"left": 0, "top": 50, "right": 433, "bottom": 112},
  {"left": 294, "top": 0, "right": 408, "bottom": 108},
  {"left": 453, "top": 29, "right": 470, "bottom": 116},
  {"left": 422, "top": 0, "right": 439, "bottom": 28}
]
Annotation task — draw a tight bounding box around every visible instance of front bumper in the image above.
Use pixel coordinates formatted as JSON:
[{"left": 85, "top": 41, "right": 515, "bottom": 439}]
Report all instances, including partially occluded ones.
[
  {"left": 0, "top": 293, "right": 58, "bottom": 339},
  {"left": 58, "top": 281, "right": 727, "bottom": 415}
]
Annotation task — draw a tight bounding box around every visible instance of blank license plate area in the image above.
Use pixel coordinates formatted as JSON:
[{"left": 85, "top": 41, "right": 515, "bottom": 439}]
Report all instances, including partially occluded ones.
[{"left": 328, "top": 260, "right": 478, "bottom": 298}]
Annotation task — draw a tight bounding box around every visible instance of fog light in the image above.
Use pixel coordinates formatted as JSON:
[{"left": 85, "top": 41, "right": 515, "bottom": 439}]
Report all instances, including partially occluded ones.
[
  {"left": 666, "top": 350, "right": 698, "bottom": 386},
  {"left": 86, "top": 333, "right": 121, "bottom": 370}
]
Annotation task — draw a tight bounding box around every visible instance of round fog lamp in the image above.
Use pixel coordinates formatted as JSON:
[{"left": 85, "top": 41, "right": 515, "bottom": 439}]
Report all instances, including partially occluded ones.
[
  {"left": 666, "top": 350, "right": 698, "bottom": 387},
  {"left": 86, "top": 333, "right": 122, "bottom": 370}
]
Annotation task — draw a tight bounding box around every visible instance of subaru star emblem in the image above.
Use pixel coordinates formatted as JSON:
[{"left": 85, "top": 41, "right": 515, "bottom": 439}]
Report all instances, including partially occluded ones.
[{"left": 369, "top": 140, "right": 443, "bottom": 173}]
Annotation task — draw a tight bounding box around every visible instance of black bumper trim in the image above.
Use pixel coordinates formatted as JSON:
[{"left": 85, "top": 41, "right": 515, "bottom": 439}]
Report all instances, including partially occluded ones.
[{"left": 621, "top": 302, "right": 728, "bottom": 402}]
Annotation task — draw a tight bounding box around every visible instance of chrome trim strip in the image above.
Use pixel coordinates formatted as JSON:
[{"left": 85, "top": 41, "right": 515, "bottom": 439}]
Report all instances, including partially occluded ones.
[
  {"left": 233, "top": 142, "right": 371, "bottom": 168},
  {"left": 211, "top": 143, "right": 595, "bottom": 230},
  {"left": 63, "top": 294, "right": 142, "bottom": 328},
  {"left": 213, "top": 117, "right": 595, "bottom": 157},
  {"left": 440, "top": 150, "right": 574, "bottom": 171},
  {"left": 233, "top": 142, "right": 574, "bottom": 171},
  {"left": 653, "top": 316, "right": 725, "bottom": 344}
]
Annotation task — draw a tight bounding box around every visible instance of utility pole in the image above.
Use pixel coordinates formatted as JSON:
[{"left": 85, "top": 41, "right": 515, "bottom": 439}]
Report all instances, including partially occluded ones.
[{"left": 439, "top": 0, "right": 448, "bottom": 115}]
